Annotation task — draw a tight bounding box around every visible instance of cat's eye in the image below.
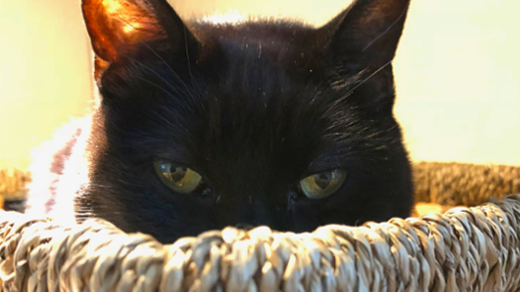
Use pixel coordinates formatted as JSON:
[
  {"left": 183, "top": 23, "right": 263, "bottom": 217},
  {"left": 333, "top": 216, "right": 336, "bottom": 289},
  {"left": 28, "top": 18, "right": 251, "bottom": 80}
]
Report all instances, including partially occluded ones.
[
  {"left": 299, "top": 169, "right": 347, "bottom": 199},
  {"left": 154, "top": 162, "right": 203, "bottom": 193}
]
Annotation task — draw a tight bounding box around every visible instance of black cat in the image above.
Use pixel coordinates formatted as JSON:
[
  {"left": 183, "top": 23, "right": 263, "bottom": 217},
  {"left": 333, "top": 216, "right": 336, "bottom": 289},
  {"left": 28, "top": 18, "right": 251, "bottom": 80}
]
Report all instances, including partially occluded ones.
[{"left": 27, "top": 0, "right": 414, "bottom": 243}]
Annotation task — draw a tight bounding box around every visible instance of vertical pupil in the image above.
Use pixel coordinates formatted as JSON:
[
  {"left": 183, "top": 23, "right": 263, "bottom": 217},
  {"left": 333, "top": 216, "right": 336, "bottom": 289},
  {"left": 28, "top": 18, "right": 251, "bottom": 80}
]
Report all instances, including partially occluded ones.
[
  {"left": 171, "top": 166, "right": 187, "bottom": 182},
  {"left": 314, "top": 172, "right": 332, "bottom": 189}
]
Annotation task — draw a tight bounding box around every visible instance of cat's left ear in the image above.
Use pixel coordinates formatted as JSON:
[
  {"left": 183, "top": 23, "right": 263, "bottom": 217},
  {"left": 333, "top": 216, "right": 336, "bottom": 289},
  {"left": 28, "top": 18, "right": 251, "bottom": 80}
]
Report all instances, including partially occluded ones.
[
  {"left": 82, "top": 0, "right": 198, "bottom": 79},
  {"left": 321, "top": 0, "right": 410, "bottom": 72}
]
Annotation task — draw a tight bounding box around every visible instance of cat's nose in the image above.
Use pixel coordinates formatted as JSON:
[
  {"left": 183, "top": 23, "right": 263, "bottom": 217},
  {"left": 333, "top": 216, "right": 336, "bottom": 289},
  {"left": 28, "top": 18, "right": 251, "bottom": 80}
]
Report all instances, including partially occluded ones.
[{"left": 234, "top": 223, "right": 254, "bottom": 230}]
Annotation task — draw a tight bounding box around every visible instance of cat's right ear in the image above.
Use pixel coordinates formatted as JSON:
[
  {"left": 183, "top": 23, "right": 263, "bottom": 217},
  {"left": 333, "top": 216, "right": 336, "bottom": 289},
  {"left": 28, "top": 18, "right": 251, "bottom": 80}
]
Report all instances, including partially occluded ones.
[
  {"left": 82, "top": 0, "right": 198, "bottom": 79},
  {"left": 320, "top": 0, "right": 410, "bottom": 73}
]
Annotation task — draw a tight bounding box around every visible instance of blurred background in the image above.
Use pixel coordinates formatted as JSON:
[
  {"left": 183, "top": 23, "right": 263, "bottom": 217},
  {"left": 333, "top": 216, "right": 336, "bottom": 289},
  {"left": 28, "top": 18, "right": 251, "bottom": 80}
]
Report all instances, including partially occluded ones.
[{"left": 1, "top": 0, "right": 519, "bottom": 169}]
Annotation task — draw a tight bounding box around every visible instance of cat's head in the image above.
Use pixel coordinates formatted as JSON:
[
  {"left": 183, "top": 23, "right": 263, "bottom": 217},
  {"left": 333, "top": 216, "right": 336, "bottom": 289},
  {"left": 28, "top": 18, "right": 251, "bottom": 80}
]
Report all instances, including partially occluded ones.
[{"left": 79, "top": 0, "right": 413, "bottom": 243}]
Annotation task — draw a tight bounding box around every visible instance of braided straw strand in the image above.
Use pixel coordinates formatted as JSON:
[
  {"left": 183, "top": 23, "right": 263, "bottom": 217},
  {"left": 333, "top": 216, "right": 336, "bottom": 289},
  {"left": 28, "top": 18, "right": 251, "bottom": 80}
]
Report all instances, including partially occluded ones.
[
  {"left": 1, "top": 195, "right": 519, "bottom": 292},
  {"left": 413, "top": 162, "right": 520, "bottom": 207}
]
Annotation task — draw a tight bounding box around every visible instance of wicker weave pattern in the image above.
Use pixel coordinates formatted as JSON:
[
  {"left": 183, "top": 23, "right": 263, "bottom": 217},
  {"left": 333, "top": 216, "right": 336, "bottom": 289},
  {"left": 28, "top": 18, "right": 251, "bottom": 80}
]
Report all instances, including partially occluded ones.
[
  {"left": 413, "top": 162, "right": 520, "bottom": 207},
  {"left": 1, "top": 195, "right": 519, "bottom": 292}
]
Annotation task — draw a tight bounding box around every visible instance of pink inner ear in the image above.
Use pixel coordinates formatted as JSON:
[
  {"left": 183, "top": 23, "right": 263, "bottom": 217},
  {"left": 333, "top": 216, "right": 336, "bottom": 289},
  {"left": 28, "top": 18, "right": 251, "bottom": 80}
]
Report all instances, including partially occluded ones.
[{"left": 83, "top": 0, "right": 167, "bottom": 63}]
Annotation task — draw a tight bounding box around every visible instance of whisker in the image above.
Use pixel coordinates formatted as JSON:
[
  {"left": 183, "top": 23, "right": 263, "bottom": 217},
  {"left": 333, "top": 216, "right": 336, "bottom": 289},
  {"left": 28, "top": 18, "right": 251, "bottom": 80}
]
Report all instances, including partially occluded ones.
[
  {"left": 130, "top": 59, "right": 183, "bottom": 95},
  {"left": 323, "top": 61, "right": 391, "bottom": 118},
  {"left": 183, "top": 25, "right": 194, "bottom": 80},
  {"left": 362, "top": 6, "right": 409, "bottom": 52},
  {"left": 135, "top": 76, "right": 178, "bottom": 100},
  {"left": 140, "top": 42, "right": 192, "bottom": 93},
  {"left": 347, "top": 61, "right": 391, "bottom": 96}
]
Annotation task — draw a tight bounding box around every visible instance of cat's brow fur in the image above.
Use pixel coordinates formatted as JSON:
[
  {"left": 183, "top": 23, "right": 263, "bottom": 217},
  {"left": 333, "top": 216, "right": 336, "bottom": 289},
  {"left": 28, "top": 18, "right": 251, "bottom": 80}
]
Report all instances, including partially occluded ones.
[{"left": 28, "top": 0, "right": 414, "bottom": 243}]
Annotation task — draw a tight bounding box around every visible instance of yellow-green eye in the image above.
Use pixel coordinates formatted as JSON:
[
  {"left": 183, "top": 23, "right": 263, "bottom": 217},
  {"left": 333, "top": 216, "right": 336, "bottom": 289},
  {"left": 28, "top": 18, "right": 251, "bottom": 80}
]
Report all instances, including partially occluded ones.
[
  {"left": 299, "top": 169, "right": 347, "bottom": 199},
  {"left": 154, "top": 162, "right": 203, "bottom": 193}
]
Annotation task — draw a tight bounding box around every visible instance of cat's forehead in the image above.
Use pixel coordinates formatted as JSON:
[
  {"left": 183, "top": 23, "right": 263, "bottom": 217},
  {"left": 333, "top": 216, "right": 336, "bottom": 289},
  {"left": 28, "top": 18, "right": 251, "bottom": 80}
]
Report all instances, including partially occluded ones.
[
  {"left": 181, "top": 22, "right": 357, "bottom": 144},
  {"left": 193, "top": 21, "right": 323, "bottom": 70},
  {"left": 195, "top": 20, "right": 317, "bottom": 46}
]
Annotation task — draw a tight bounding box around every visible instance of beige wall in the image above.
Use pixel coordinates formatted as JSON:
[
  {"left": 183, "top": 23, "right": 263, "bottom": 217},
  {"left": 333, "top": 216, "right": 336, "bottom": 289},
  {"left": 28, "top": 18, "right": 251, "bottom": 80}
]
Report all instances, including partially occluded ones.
[
  {"left": 0, "top": 0, "right": 93, "bottom": 168},
  {"left": 394, "top": 0, "right": 520, "bottom": 165},
  {"left": 1, "top": 0, "right": 519, "bottom": 168}
]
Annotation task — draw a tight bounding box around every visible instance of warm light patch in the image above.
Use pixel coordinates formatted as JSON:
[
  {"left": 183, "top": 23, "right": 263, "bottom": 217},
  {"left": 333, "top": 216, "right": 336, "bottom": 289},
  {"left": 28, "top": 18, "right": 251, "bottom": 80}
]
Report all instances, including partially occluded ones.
[
  {"left": 100, "top": 0, "right": 143, "bottom": 36},
  {"left": 25, "top": 116, "right": 92, "bottom": 221},
  {"left": 102, "top": 0, "right": 123, "bottom": 15},
  {"left": 123, "top": 24, "right": 136, "bottom": 33},
  {"left": 202, "top": 10, "right": 245, "bottom": 25}
]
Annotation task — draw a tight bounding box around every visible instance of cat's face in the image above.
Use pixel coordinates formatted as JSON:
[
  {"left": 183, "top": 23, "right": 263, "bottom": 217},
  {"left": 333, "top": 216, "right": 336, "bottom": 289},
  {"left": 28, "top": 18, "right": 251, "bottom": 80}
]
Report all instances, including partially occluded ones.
[{"left": 78, "top": 0, "right": 413, "bottom": 243}]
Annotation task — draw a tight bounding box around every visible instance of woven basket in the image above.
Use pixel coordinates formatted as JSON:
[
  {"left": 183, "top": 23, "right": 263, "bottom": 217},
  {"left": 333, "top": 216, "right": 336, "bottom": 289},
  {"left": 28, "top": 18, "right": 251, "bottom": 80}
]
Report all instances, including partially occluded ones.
[{"left": 1, "top": 162, "right": 519, "bottom": 292}]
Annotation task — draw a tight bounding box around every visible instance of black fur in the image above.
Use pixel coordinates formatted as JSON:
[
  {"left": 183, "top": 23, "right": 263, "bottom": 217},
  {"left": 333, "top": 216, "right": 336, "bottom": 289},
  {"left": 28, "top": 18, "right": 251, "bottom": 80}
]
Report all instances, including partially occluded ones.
[{"left": 77, "top": 0, "right": 413, "bottom": 243}]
